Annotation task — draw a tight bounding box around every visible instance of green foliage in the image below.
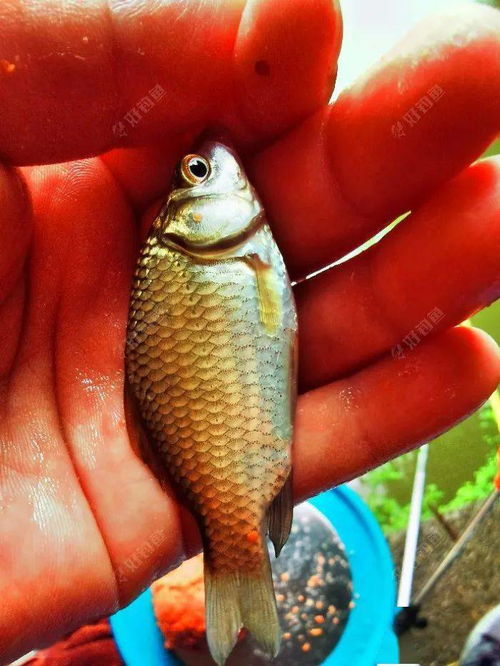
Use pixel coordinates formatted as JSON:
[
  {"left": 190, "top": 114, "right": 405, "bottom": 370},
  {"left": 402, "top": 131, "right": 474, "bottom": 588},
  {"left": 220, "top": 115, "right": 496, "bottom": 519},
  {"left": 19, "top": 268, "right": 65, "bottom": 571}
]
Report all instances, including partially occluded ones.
[
  {"left": 361, "top": 459, "right": 409, "bottom": 531},
  {"left": 362, "top": 459, "right": 403, "bottom": 487},
  {"left": 366, "top": 496, "right": 409, "bottom": 533},
  {"left": 441, "top": 457, "right": 496, "bottom": 511},
  {"left": 421, "top": 482, "right": 445, "bottom": 518},
  {"left": 362, "top": 454, "right": 410, "bottom": 532},
  {"left": 440, "top": 404, "right": 498, "bottom": 512},
  {"left": 478, "top": 399, "right": 500, "bottom": 447},
  {"left": 362, "top": 401, "right": 499, "bottom": 534},
  {"left": 476, "top": 0, "right": 500, "bottom": 9}
]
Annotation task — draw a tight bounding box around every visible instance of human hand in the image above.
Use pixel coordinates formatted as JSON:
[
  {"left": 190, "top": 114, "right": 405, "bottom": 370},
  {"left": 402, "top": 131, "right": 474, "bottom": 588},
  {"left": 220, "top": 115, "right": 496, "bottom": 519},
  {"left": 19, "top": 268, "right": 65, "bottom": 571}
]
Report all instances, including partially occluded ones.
[{"left": 0, "top": 0, "right": 498, "bottom": 661}]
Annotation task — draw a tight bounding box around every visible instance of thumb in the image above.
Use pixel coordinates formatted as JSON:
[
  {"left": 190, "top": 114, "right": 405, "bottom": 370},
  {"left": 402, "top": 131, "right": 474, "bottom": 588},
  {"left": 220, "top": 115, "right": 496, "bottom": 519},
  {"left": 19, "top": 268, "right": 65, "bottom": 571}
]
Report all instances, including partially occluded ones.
[{"left": 0, "top": 0, "right": 341, "bottom": 165}]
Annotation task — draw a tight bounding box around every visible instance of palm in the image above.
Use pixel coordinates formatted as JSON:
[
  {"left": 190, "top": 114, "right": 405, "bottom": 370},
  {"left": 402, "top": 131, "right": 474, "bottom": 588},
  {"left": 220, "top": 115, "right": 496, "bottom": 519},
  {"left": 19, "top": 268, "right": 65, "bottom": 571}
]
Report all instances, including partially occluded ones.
[{"left": 0, "top": 1, "right": 499, "bottom": 662}]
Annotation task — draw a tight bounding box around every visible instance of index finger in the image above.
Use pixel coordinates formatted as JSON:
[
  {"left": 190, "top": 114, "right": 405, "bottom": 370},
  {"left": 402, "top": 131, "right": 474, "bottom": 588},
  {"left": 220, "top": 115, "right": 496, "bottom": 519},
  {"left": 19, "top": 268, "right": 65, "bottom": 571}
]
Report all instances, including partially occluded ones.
[{"left": 0, "top": 0, "right": 341, "bottom": 165}]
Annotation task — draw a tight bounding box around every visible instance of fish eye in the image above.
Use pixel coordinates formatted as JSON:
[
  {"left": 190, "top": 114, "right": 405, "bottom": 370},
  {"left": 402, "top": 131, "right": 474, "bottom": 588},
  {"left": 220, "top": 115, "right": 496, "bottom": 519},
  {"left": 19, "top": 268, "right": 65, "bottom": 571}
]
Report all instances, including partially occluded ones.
[{"left": 180, "top": 154, "right": 210, "bottom": 185}]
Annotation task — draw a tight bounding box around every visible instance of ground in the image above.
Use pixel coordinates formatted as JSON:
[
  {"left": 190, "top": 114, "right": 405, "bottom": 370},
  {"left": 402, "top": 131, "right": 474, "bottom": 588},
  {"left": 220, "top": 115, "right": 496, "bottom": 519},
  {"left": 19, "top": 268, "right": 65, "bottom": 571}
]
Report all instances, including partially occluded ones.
[{"left": 389, "top": 498, "right": 499, "bottom": 666}]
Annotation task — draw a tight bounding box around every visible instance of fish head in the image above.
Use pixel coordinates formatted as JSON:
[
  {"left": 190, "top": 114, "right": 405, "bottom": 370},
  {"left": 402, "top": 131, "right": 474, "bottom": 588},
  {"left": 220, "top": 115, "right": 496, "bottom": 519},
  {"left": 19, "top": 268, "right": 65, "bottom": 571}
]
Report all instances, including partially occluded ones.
[{"left": 156, "top": 141, "right": 263, "bottom": 252}]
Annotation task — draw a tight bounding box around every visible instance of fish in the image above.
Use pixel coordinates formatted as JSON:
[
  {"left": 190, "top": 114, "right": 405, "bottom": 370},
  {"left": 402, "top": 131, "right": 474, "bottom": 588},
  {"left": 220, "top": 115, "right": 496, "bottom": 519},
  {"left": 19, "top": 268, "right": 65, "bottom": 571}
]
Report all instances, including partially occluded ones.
[{"left": 126, "top": 141, "right": 298, "bottom": 665}]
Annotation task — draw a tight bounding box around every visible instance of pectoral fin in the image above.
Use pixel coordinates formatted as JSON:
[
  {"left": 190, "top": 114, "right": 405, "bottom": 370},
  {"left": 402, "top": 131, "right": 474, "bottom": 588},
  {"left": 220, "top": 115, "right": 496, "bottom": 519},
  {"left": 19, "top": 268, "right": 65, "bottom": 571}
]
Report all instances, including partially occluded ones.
[{"left": 245, "top": 253, "right": 281, "bottom": 335}]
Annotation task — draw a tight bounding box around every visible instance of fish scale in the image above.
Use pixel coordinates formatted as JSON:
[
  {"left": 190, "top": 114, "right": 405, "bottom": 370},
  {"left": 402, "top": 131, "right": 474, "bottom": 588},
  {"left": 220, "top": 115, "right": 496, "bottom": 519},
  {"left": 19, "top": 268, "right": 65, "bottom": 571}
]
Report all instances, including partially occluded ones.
[{"left": 127, "top": 231, "right": 294, "bottom": 574}]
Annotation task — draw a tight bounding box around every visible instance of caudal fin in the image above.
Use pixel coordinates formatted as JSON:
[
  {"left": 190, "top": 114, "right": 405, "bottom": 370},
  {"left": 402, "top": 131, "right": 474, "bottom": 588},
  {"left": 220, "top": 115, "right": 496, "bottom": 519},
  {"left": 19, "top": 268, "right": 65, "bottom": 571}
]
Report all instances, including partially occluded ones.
[{"left": 204, "top": 555, "right": 281, "bottom": 666}]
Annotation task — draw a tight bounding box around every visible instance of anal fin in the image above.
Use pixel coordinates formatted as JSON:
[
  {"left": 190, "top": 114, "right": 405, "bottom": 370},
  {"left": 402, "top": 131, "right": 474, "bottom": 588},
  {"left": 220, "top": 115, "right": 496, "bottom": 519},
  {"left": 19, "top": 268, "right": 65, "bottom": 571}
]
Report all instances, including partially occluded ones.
[{"left": 267, "top": 473, "right": 293, "bottom": 557}]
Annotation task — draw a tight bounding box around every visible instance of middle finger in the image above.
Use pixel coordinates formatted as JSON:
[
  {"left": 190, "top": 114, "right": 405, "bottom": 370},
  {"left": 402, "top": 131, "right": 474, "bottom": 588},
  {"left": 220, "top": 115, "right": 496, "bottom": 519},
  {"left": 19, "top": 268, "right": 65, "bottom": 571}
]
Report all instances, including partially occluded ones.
[{"left": 295, "top": 158, "right": 500, "bottom": 391}]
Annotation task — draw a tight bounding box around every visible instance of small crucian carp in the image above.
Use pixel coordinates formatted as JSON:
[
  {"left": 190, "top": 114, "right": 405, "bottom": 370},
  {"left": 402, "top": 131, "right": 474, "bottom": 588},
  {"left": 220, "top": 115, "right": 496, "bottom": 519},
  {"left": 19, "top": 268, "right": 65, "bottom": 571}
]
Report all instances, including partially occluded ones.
[{"left": 126, "top": 141, "right": 297, "bottom": 665}]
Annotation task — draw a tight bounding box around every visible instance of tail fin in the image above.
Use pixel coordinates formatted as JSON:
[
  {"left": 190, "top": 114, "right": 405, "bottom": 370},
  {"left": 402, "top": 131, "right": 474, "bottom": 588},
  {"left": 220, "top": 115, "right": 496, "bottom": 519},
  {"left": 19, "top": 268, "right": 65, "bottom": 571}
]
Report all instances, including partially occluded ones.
[
  {"left": 204, "top": 555, "right": 281, "bottom": 666},
  {"left": 204, "top": 569, "right": 242, "bottom": 665}
]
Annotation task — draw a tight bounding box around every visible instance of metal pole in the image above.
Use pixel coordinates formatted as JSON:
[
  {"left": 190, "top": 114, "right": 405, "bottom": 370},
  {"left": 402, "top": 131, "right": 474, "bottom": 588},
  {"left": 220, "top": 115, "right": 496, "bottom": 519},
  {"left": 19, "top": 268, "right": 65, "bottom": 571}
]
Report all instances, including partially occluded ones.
[
  {"left": 413, "top": 489, "right": 498, "bottom": 606},
  {"left": 397, "top": 443, "right": 429, "bottom": 608}
]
